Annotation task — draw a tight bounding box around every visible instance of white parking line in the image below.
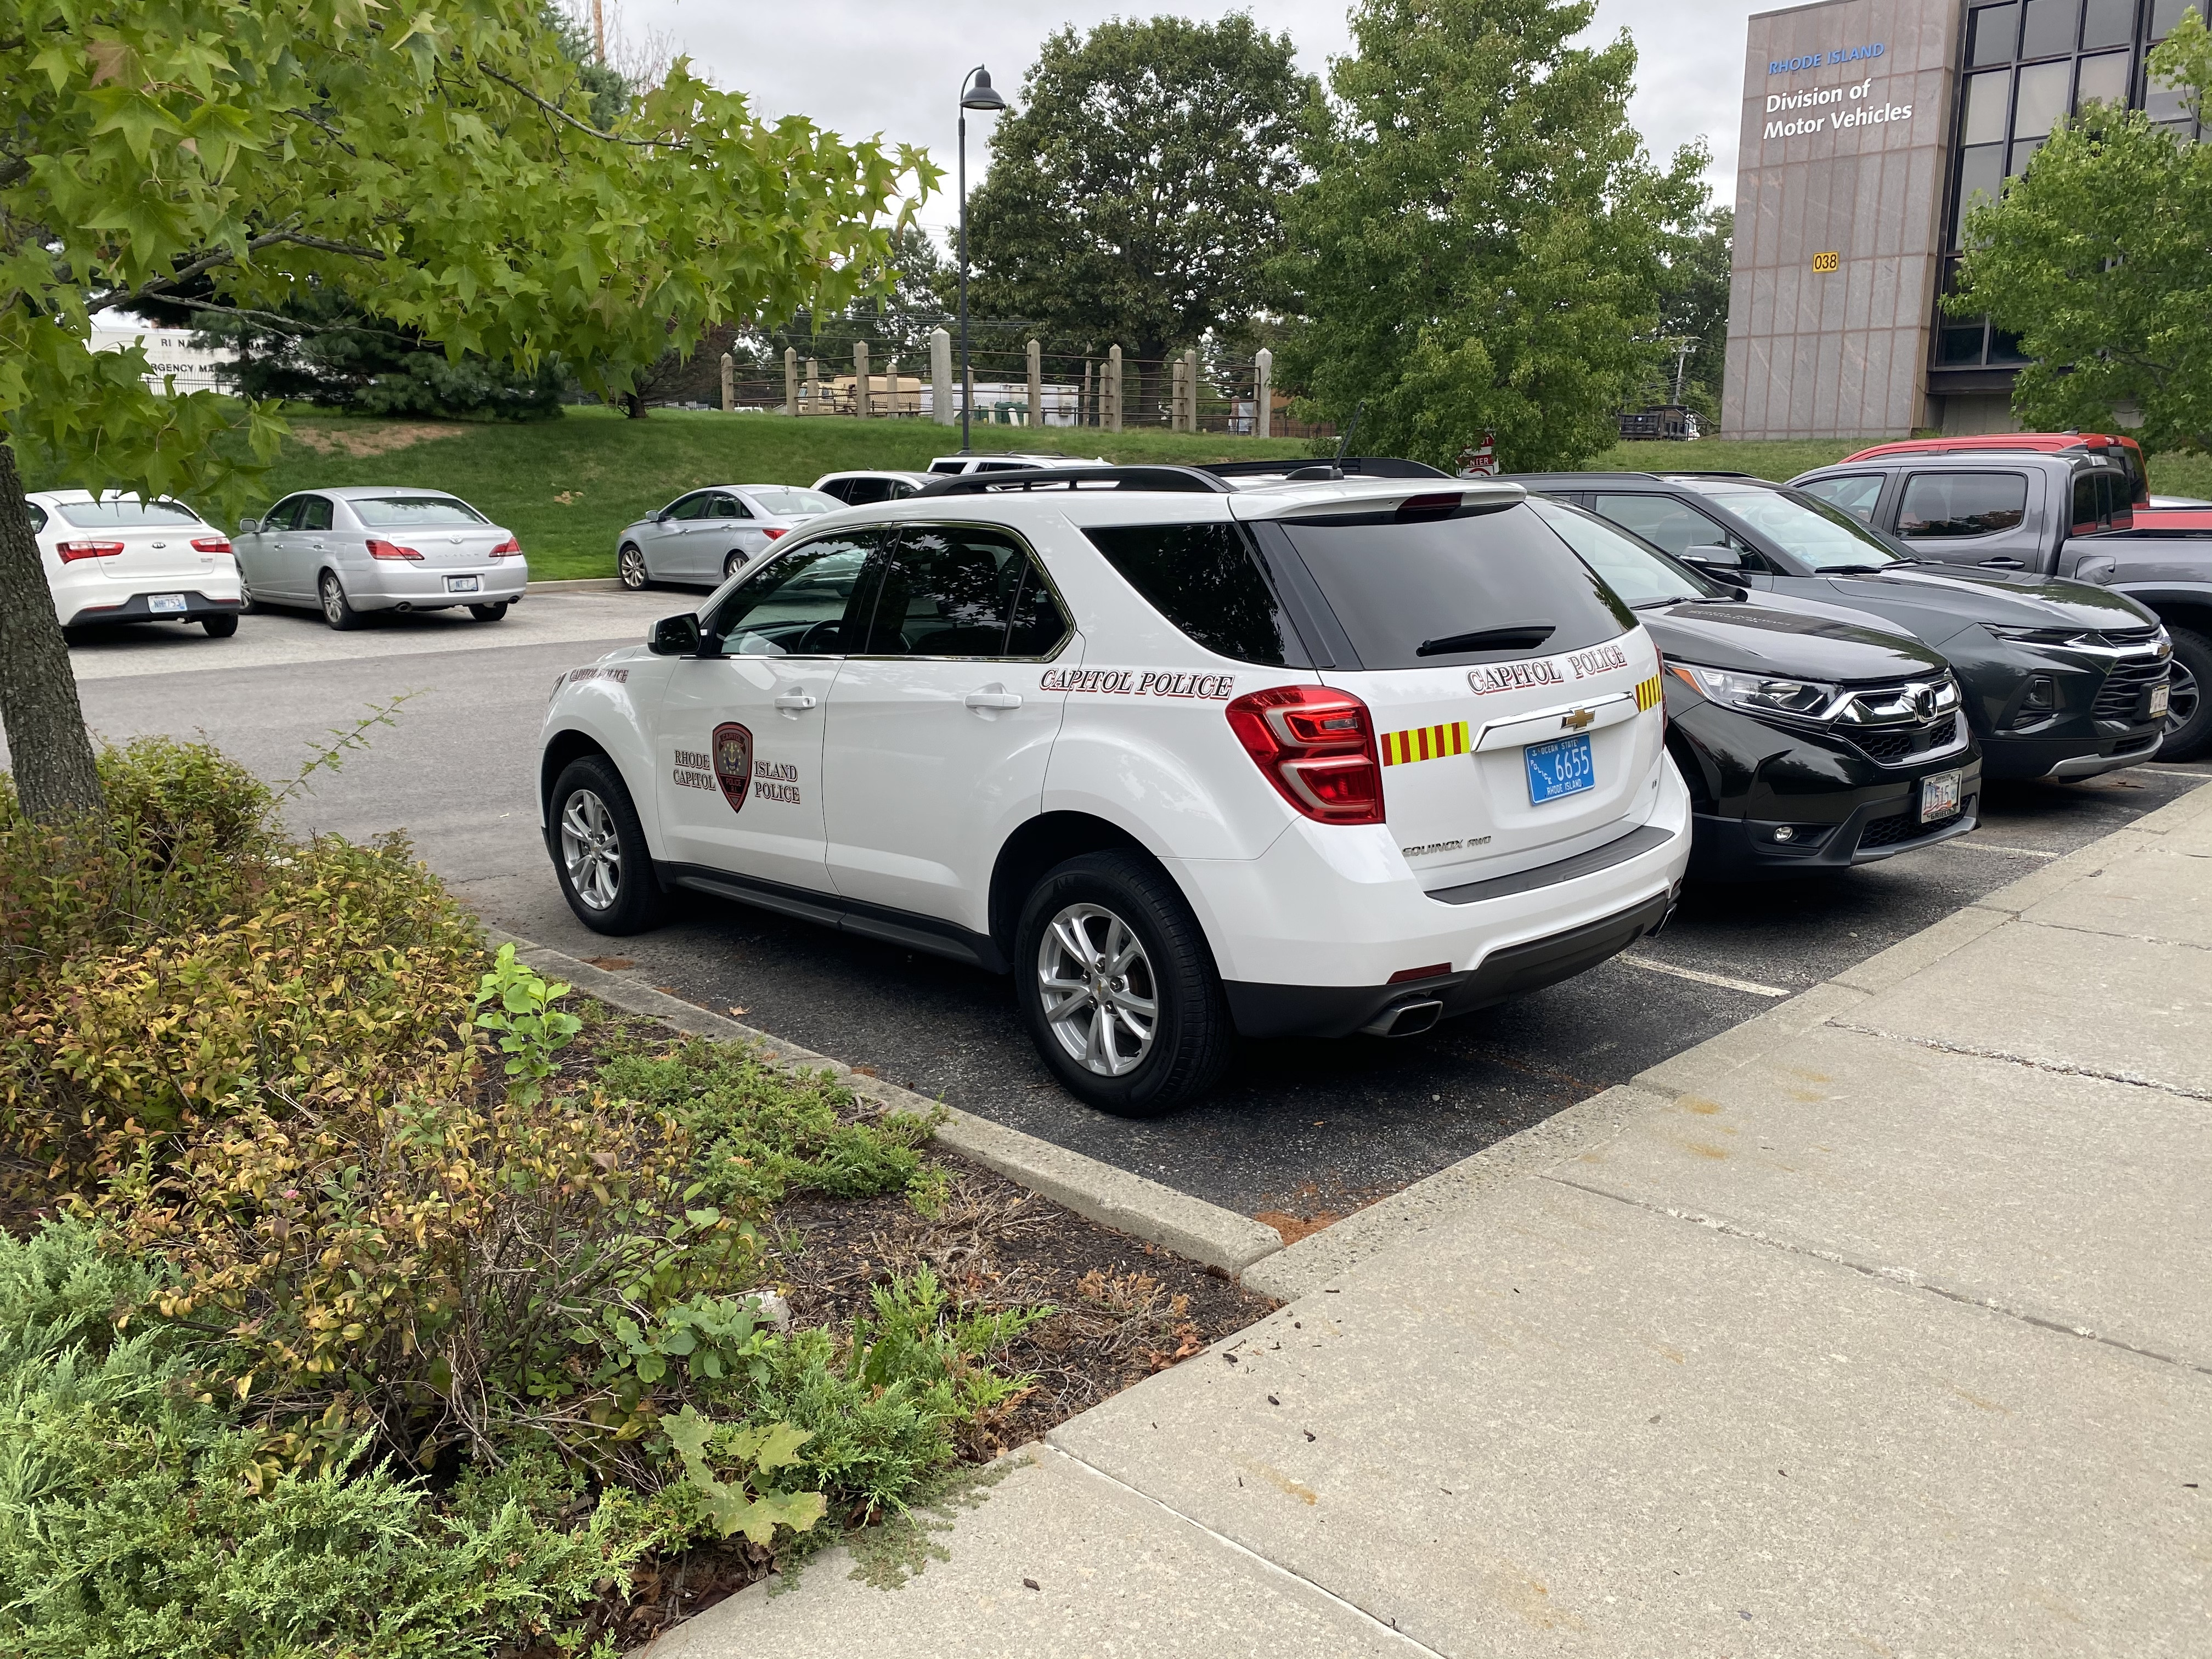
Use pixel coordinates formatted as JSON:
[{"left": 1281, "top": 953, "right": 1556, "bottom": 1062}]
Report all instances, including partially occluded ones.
[
  {"left": 1616, "top": 954, "right": 1792, "bottom": 997},
  {"left": 1939, "top": 840, "right": 2060, "bottom": 859}
]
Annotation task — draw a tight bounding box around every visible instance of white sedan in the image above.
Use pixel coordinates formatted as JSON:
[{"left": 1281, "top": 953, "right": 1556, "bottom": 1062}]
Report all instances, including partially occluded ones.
[
  {"left": 30, "top": 490, "right": 242, "bottom": 640},
  {"left": 615, "top": 484, "right": 843, "bottom": 589}
]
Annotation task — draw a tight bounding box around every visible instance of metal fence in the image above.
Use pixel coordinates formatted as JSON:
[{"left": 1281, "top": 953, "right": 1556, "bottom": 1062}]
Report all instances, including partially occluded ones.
[{"left": 697, "top": 328, "right": 1331, "bottom": 440}]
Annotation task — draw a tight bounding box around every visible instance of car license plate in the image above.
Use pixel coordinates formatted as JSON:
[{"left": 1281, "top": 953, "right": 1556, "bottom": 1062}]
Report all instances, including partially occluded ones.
[
  {"left": 1920, "top": 768, "right": 1962, "bottom": 823},
  {"left": 146, "top": 593, "right": 187, "bottom": 613},
  {"left": 445, "top": 575, "right": 481, "bottom": 594},
  {"left": 1525, "top": 735, "right": 1595, "bottom": 805},
  {"left": 2149, "top": 682, "right": 2170, "bottom": 719}
]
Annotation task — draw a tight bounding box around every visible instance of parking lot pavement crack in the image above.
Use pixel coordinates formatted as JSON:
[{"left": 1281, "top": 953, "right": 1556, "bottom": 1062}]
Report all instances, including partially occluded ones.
[
  {"left": 2010, "top": 914, "right": 2212, "bottom": 955},
  {"left": 1031, "top": 1443, "right": 1451, "bottom": 1656},
  {"left": 1824, "top": 1021, "right": 2212, "bottom": 1103},
  {"left": 1541, "top": 1173, "right": 2212, "bottom": 1380}
]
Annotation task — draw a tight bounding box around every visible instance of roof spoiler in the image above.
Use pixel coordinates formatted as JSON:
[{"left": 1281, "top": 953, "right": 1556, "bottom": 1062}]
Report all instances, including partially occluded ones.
[
  {"left": 914, "top": 465, "right": 1232, "bottom": 496},
  {"left": 1199, "top": 456, "right": 1452, "bottom": 481}
]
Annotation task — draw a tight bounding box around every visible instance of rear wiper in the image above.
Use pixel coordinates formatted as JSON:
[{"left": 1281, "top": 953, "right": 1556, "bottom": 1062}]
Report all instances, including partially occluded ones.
[{"left": 1417, "top": 621, "right": 1555, "bottom": 656}]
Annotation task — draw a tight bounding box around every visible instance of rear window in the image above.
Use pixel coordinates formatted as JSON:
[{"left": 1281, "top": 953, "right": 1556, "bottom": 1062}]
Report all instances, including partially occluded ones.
[
  {"left": 1275, "top": 503, "right": 1633, "bottom": 669},
  {"left": 53, "top": 496, "right": 201, "bottom": 528},
  {"left": 1084, "top": 522, "right": 1305, "bottom": 666},
  {"left": 351, "top": 495, "right": 487, "bottom": 527},
  {"left": 747, "top": 488, "right": 840, "bottom": 516}
]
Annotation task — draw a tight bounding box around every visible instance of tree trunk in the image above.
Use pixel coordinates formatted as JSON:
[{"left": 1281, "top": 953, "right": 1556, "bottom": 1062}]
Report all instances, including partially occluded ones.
[
  {"left": 620, "top": 392, "right": 647, "bottom": 419},
  {"left": 0, "top": 438, "right": 105, "bottom": 822}
]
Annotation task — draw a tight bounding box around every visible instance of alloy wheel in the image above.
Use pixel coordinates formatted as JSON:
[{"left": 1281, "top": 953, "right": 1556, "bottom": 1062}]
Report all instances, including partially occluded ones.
[
  {"left": 1036, "top": 902, "right": 1157, "bottom": 1076},
  {"left": 559, "top": 788, "right": 622, "bottom": 911},
  {"left": 2166, "top": 657, "right": 2199, "bottom": 738},
  {"left": 619, "top": 544, "right": 646, "bottom": 588},
  {"left": 320, "top": 574, "right": 345, "bottom": 626}
]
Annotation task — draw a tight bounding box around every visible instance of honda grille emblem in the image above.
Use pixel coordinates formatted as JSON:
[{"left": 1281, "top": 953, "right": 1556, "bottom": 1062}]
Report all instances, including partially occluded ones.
[
  {"left": 1561, "top": 708, "right": 1596, "bottom": 732},
  {"left": 1912, "top": 685, "right": 1938, "bottom": 721}
]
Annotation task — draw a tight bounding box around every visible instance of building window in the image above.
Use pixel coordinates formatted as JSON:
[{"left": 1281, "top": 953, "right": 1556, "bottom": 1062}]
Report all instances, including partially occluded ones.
[
  {"left": 2080, "top": 0, "right": 2132, "bottom": 50},
  {"left": 2075, "top": 50, "right": 2130, "bottom": 109},
  {"left": 2151, "top": 0, "right": 2194, "bottom": 40},
  {"left": 1969, "top": 2, "right": 2019, "bottom": 64},
  {"left": 1953, "top": 145, "right": 2007, "bottom": 244},
  {"left": 2013, "top": 59, "right": 2072, "bottom": 134},
  {"left": 2019, "top": 0, "right": 2079, "bottom": 59},
  {"left": 1962, "top": 70, "right": 2013, "bottom": 144}
]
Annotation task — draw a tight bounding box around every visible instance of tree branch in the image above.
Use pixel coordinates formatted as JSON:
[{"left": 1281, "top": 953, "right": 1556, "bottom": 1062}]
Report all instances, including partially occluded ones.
[{"left": 477, "top": 63, "right": 660, "bottom": 147}]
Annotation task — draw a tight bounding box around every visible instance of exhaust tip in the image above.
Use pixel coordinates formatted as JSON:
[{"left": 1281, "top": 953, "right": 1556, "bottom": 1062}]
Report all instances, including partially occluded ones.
[{"left": 1361, "top": 997, "right": 1443, "bottom": 1038}]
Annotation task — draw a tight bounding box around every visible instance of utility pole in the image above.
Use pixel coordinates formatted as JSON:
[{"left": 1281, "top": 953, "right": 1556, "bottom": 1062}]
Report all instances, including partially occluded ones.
[
  {"left": 1672, "top": 337, "right": 1694, "bottom": 405},
  {"left": 592, "top": 0, "right": 605, "bottom": 64}
]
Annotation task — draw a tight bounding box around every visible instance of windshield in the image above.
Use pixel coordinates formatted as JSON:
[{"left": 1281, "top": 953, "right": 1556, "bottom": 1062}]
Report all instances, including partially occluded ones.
[
  {"left": 1526, "top": 498, "right": 1721, "bottom": 608},
  {"left": 53, "top": 496, "right": 202, "bottom": 528},
  {"left": 746, "top": 488, "right": 840, "bottom": 517},
  {"left": 351, "top": 495, "right": 488, "bottom": 527},
  {"left": 1673, "top": 480, "right": 1907, "bottom": 572}
]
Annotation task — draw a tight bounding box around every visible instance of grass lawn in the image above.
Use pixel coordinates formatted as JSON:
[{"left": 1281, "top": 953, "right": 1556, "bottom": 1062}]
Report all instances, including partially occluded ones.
[{"left": 24, "top": 407, "right": 2212, "bottom": 581}]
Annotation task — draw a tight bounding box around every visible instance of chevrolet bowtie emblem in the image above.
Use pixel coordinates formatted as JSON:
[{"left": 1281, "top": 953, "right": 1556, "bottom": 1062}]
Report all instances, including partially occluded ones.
[{"left": 1561, "top": 708, "right": 1595, "bottom": 732}]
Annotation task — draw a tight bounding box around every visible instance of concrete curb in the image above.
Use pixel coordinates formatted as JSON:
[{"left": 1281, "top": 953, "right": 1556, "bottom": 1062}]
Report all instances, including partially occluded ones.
[
  {"left": 526, "top": 576, "right": 625, "bottom": 594},
  {"left": 490, "top": 932, "right": 1285, "bottom": 1277}
]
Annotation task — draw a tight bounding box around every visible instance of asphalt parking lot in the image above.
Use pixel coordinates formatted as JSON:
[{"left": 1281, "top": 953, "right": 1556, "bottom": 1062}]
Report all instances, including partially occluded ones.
[{"left": 34, "top": 588, "right": 2210, "bottom": 1223}]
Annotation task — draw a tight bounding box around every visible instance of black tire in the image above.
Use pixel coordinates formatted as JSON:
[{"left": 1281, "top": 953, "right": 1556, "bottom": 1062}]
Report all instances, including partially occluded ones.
[
  {"left": 202, "top": 614, "right": 238, "bottom": 637},
  {"left": 319, "top": 570, "right": 363, "bottom": 630},
  {"left": 618, "top": 543, "right": 651, "bottom": 590},
  {"left": 1014, "top": 850, "right": 1233, "bottom": 1117},
  {"left": 469, "top": 602, "right": 509, "bottom": 623},
  {"left": 61, "top": 625, "right": 92, "bottom": 647},
  {"left": 2162, "top": 625, "right": 2211, "bottom": 761},
  {"left": 548, "top": 754, "right": 667, "bottom": 934}
]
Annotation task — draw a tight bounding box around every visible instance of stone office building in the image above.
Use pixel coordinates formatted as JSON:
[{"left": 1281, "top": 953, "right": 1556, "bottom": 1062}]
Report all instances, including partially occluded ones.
[{"left": 1721, "top": 0, "right": 2203, "bottom": 439}]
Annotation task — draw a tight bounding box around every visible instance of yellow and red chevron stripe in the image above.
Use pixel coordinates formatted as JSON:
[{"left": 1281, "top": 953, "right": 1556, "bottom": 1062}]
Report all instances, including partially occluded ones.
[
  {"left": 1379, "top": 720, "right": 1469, "bottom": 766},
  {"left": 1634, "top": 674, "right": 1664, "bottom": 712}
]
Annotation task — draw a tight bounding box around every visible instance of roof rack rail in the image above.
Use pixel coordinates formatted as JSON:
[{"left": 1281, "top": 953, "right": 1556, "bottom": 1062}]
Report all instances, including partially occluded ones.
[
  {"left": 1654, "top": 471, "right": 1763, "bottom": 479},
  {"left": 915, "top": 465, "right": 1232, "bottom": 496},
  {"left": 1199, "top": 456, "right": 1452, "bottom": 481}
]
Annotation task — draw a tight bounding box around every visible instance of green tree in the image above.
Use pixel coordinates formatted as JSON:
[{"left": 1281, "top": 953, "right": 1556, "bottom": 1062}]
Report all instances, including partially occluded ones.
[
  {"left": 1950, "top": 11, "right": 2212, "bottom": 452},
  {"left": 1274, "top": 0, "right": 1709, "bottom": 471},
  {"left": 1653, "top": 206, "right": 1732, "bottom": 426},
  {"left": 964, "top": 13, "right": 1315, "bottom": 378},
  {"left": 0, "top": 0, "right": 930, "bottom": 821}
]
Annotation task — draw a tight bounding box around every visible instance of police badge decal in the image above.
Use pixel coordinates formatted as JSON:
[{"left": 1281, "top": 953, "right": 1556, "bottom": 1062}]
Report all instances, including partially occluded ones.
[{"left": 711, "top": 722, "right": 753, "bottom": 814}]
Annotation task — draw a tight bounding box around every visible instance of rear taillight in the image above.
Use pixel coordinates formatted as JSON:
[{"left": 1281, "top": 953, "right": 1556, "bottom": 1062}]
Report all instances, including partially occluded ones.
[
  {"left": 191, "top": 536, "right": 233, "bottom": 556},
  {"left": 366, "top": 539, "right": 424, "bottom": 561},
  {"left": 1225, "top": 684, "right": 1385, "bottom": 825},
  {"left": 57, "top": 540, "right": 126, "bottom": 562},
  {"left": 762, "top": 527, "right": 789, "bottom": 541},
  {"left": 488, "top": 535, "right": 522, "bottom": 558}
]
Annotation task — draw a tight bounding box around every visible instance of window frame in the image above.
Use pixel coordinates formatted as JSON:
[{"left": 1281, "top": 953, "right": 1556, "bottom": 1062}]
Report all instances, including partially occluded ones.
[{"left": 1894, "top": 469, "right": 2034, "bottom": 540}]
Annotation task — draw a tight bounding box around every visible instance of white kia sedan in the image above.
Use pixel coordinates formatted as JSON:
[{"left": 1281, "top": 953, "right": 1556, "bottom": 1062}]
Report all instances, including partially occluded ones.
[
  {"left": 30, "top": 490, "right": 242, "bottom": 640},
  {"left": 234, "top": 486, "right": 526, "bottom": 629},
  {"left": 615, "top": 484, "right": 843, "bottom": 589}
]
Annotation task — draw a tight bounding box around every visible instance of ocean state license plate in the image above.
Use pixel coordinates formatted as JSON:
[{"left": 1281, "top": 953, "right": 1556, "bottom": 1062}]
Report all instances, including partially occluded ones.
[
  {"left": 146, "top": 593, "right": 188, "bottom": 613},
  {"left": 1524, "top": 734, "right": 1595, "bottom": 805},
  {"left": 1920, "top": 768, "right": 1962, "bottom": 823},
  {"left": 2149, "top": 681, "right": 2170, "bottom": 720},
  {"left": 444, "top": 575, "right": 481, "bottom": 594}
]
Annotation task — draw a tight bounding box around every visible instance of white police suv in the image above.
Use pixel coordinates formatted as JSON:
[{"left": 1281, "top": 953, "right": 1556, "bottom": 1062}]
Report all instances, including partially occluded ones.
[{"left": 539, "top": 464, "right": 1689, "bottom": 1115}]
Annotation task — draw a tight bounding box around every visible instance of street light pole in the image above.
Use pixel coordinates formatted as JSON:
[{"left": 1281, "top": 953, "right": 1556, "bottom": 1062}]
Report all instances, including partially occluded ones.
[{"left": 957, "top": 66, "right": 1007, "bottom": 454}]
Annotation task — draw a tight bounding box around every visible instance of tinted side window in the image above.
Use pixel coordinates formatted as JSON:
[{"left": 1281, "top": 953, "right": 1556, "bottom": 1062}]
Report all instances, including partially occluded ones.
[
  {"left": 1005, "top": 557, "right": 1070, "bottom": 657},
  {"left": 1798, "top": 473, "right": 1885, "bottom": 523},
  {"left": 670, "top": 493, "right": 715, "bottom": 521},
  {"left": 842, "top": 478, "right": 890, "bottom": 505},
  {"left": 706, "top": 493, "right": 746, "bottom": 520},
  {"left": 1593, "top": 493, "right": 1740, "bottom": 558},
  {"left": 27, "top": 503, "right": 47, "bottom": 534},
  {"left": 1896, "top": 472, "right": 2028, "bottom": 537},
  {"left": 298, "top": 495, "right": 334, "bottom": 532},
  {"left": 2072, "top": 473, "right": 2100, "bottom": 534},
  {"left": 858, "top": 526, "right": 1035, "bottom": 657},
  {"left": 1083, "top": 522, "right": 1302, "bottom": 666},
  {"left": 702, "top": 533, "right": 877, "bottom": 657},
  {"left": 1277, "top": 501, "right": 1632, "bottom": 670}
]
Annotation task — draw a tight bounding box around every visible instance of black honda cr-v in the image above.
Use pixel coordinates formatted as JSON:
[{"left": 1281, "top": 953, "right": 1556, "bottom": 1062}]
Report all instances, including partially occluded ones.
[{"left": 1528, "top": 499, "right": 1982, "bottom": 878}]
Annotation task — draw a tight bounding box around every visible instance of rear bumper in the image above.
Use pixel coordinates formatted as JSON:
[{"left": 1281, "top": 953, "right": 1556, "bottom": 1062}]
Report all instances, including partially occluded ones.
[
  {"left": 344, "top": 563, "right": 529, "bottom": 610},
  {"left": 65, "top": 590, "right": 241, "bottom": 627}
]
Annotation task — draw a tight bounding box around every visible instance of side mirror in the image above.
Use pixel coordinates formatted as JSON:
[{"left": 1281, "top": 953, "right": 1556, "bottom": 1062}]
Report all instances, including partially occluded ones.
[
  {"left": 1683, "top": 544, "right": 1745, "bottom": 574},
  {"left": 649, "top": 612, "right": 703, "bottom": 656},
  {"left": 238, "top": 517, "right": 261, "bottom": 535}
]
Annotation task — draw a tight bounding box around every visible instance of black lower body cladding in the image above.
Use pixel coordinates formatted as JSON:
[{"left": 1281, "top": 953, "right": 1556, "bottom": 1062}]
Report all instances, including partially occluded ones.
[
  {"left": 1979, "top": 722, "right": 2164, "bottom": 781},
  {"left": 1667, "top": 702, "right": 1982, "bottom": 881}
]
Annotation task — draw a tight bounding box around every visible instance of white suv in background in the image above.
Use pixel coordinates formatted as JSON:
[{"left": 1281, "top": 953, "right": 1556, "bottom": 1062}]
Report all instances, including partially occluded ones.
[
  {"left": 30, "top": 490, "right": 242, "bottom": 639},
  {"left": 538, "top": 466, "right": 1688, "bottom": 1115}
]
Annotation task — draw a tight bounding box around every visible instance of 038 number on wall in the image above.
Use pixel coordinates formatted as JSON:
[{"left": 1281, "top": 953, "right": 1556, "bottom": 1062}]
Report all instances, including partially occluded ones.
[{"left": 1811, "top": 250, "right": 1841, "bottom": 273}]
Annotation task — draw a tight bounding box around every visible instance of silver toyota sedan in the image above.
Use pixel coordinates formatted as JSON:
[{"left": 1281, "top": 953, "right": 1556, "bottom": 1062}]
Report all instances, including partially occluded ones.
[
  {"left": 614, "top": 484, "right": 843, "bottom": 589},
  {"left": 234, "top": 486, "right": 527, "bottom": 629}
]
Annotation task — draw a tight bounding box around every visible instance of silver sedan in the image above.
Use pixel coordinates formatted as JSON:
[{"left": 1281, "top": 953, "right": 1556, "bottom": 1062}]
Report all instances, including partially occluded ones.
[
  {"left": 234, "top": 486, "right": 526, "bottom": 629},
  {"left": 614, "top": 484, "right": 843, "bottom": 589}
]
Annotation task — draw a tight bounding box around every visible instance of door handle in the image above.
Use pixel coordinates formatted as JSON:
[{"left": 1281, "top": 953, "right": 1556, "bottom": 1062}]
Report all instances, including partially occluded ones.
[
  {"left": 772, "top": 689, "right": 818, "bottom": 711},
  {"left": 1978, "top": 557, "right": 2024, "bottom": 569},
  {"left": 966, "top": 687, "right": 1023, "bottom": 711}
]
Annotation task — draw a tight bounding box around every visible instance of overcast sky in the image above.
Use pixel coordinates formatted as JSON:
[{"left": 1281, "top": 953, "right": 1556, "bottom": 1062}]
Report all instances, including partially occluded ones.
[{"left": 592, "top": 0, "right": 1771, "bottom": 236}]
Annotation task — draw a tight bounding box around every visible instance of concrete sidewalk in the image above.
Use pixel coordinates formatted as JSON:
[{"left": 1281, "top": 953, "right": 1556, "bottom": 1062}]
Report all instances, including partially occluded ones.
[{"left": 651, "top": 782, "right": 2212, "bottom": 1659}]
